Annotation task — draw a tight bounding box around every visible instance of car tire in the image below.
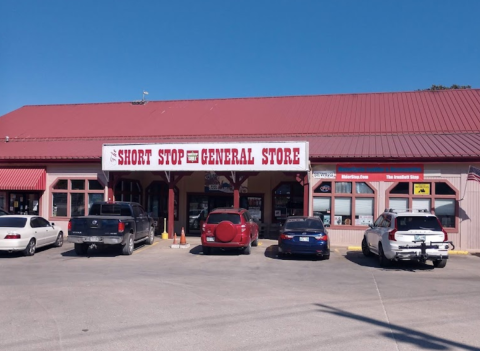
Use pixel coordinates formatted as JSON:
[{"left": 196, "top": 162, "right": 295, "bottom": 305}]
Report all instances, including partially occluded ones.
[
  {"left": 244, "top": 240, "right": 251, "bottom": 255},
  {"left": 252, "top": 235, "right": 258, "bottom": 247},
  {"left": 122, "top": 234, "right": 134, "bottom": 255},
  {"left": 54, "top": 232, "right": 64, "bottom": 247},
  {"left": 74, "top": 243, "right": 89, "bottom": 256},
  {"left": 278, "top": 252, "right": 285, "bottom": 259},
  {"left": 203, "top": 246, "right": 212, "bottom": 255},
  {"left": 23, "top": 239, "right": 36, "bottom": 256},
  {"left": 378, "top": 244, "right": 391, "bottom": 267},
  {"left": 433, "top": 259, "right": 447, "bottom": 268},
  {"left": 322, "top": 253, "right": 330, "bottom": 260},
  {"left": 362, "top": 237, "right": 373, "bottom": 257},
  {"left": 146, "top": 227, "right": 155, "bottom": 245}
]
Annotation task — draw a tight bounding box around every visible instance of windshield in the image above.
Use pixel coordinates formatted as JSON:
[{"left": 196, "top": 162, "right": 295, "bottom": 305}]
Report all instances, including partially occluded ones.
[
  {"left": 397, "top": 216, "right": 442, "bottom": 231},
  {"left": 0, "top": 217, "right": 27, "bottom": 228},
  {"left": 284, "top": 218, "right": 324, "bottom": 231},
  {"left": 207, "top": 213, "right": 241, "bottom": 225}
]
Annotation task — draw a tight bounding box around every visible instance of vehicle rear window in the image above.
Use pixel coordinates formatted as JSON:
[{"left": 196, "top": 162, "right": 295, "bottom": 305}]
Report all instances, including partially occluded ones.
[
  {"left": 0, "top": 217, "right": 27, "bottom": 228},
  {"left": 285, "top": 218, "right": 324, "bottom": 230},
  {"left": 89, "top": 204, "right": 132, "bottom": 216},
  {"left": 396, "top": 216, "right": 442, "bottom": 231},
  {"left": 207, "top": 213, "right": 241, "bottom": 224}
]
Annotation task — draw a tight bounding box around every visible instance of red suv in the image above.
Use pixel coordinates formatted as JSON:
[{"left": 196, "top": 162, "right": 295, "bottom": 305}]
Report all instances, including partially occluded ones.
[{"left": 201, "top": 208, "right": 259, "bottom": 255}]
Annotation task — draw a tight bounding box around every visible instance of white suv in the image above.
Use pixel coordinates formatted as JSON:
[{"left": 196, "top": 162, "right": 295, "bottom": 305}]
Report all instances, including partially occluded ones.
[{"left": 362, "top": 209, "right": 453, "bottom": 268}]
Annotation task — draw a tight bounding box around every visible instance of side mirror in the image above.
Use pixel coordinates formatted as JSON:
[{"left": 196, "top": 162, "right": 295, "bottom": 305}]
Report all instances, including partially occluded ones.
[
  {"left": 324, "top": 224, "right": 330, "bottom": 228},
  {"left": 50, "top": 222, "right": 55, "bottom": 227},
  {"left": 368, "top": 223, "right": 374, "bottom": 229}
]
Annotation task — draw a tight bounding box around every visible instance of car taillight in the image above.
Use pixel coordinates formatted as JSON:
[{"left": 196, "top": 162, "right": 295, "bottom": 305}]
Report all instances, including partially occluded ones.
[
  {"left": 442, "top": 229, "right": 448, "bottom": 242},
  {"left": 5, "top": 234, "right": 21, "bottom": 239},
  {"left": 388, "top": 228, "right": 397, "bottom": 241},
  {"left": 118, "top": 222, "right": 125, "bottom": 233},
  {"left": 68, "top": 221, "right": 72, "bottom": 231},
  {"left": 279, "top": 233, "right": 293, "bottom": 240},
  {"left": 316, "top": 234, "right": 328, "bottom": 241}
]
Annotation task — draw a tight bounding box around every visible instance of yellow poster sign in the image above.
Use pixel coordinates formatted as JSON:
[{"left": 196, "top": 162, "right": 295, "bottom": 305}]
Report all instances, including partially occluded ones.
[{"left": 414, "top": 183, "right": 430, "bottom": 195}]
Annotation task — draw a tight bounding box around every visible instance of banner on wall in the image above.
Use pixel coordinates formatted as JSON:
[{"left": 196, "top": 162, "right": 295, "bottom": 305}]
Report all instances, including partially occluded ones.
[{"left": 313, "top": 164, "right": 424, "bottom": 181}]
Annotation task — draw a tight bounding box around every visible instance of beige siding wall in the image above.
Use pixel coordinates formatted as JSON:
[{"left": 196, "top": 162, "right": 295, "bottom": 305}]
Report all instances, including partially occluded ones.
[{"left": 312, "top": 163, "right": 480, "bottom": 250}]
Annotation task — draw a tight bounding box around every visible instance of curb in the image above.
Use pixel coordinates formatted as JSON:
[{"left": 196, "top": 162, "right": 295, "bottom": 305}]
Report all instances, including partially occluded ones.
[{"left": 346, "top": 246, "right": 469, "bottom": 255}]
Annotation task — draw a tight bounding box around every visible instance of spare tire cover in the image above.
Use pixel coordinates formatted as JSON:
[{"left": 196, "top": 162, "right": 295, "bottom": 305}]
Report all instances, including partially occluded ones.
[{"left": 215, "top": 221, "right": 237, "bottom": 243}]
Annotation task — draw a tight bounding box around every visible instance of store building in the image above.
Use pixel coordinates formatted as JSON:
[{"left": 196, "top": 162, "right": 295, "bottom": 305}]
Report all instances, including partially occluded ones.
[{"left": 1, "top": 89, "right": 479, "bottom": 249}]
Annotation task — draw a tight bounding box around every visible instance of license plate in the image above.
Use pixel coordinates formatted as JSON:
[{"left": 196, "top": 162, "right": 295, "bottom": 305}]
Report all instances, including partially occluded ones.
[
  {"left": 206, "top": 237, "right": 215, "bottom": 242},
  {"left": 414, "top": 235, "right": 426, "bottom": 242},
  {"left": 88, "top": 236, "right": 101, "bottom": 242},
  {"left": 299, "top": 237, "right": 309, "bottom": 242}
]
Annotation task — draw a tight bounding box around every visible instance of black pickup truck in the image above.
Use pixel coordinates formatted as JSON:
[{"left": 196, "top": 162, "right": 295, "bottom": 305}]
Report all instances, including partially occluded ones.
[{"left": 67, "top": 202, "right": 155, "bottom": 256}]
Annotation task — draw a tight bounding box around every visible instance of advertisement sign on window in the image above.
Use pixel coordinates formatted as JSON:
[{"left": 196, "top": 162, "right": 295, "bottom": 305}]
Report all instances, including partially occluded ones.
[{"left": 414, "top": 183, "right": 431, "bottom": 195}]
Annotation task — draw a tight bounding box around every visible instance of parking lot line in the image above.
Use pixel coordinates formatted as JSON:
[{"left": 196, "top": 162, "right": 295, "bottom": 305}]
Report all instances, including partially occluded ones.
[{"left": 133, "top": 241, "right": 159, "bottom": 254}]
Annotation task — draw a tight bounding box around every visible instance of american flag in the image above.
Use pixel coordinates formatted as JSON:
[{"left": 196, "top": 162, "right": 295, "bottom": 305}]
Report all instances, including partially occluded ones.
[{"left": 467, "top": 165, "right": 480, "bottom": 183}]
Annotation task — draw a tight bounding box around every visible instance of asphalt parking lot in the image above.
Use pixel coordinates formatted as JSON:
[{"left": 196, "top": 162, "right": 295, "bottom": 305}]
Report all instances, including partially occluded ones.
[{"left": 1, "top": 237, "right": 480, "bottom": 351}]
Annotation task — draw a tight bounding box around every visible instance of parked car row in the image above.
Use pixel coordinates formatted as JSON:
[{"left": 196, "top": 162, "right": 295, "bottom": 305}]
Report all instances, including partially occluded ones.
[{"left": 0, "top": 204, "right": 454, "bottom": 268}]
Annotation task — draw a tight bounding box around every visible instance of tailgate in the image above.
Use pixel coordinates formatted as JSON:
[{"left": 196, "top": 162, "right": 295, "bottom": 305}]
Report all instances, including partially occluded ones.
[
  {"left": 70, "top": 217, "right": 121, "bottom": 236},
  {"left": 396, "top": 230, "right": 445, "bottom": 244}
]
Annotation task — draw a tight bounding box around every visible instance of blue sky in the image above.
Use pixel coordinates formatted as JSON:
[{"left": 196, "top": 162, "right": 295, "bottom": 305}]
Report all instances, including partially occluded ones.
[{"left": 0, "top": 0, "right": 479, "bottom": 116}]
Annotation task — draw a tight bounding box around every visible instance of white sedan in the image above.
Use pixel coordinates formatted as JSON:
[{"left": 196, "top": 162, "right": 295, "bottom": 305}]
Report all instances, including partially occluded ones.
[{"left": 0, "top": 215, "right": 64, "bottom": 256}]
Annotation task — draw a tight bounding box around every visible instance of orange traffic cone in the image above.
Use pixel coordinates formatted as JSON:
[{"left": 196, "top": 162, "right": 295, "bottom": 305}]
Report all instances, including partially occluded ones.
[
  {"left": 173, "top": 233, "right": 178, "bottom": 245},
  {"left": 180, "top": 227, "right": 187, "bottom": 245}
]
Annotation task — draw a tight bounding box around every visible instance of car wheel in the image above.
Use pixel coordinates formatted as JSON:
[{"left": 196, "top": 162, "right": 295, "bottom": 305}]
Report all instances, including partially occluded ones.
[
  {"left": 203, "top": 246, "right": 212, "bottom": 255},
  {"left": 74, "top": 243, "right": 89, "bottom": 256},
  {"left": 23, "top": 239, "right": 36, "bottom": 256},
  {"left": 362, "top": 237, "right": 373, "bottom": 257},
  {"left": 122, "top": 234, "right": 134, "bottom": 255},
  {"left": 433, "top": 259, "right": 447, "bottom": 268},
  {"left": 252, "top": 235, "right": 258, "bottom": 247},
  {"left": 146, "top": 227, "right": 155, "bottom": 245},
  {"left": 244, "top": 240, "right": 251, "bottom": 255},
  {"left": 378, "top": 244, "right": 391, "bottom": 267},
  {"left": 54, "top": 232, "right": 64, "bottom": 247},
  {"left": 322, "top": 253, "right": 330, "bottom": 260}
]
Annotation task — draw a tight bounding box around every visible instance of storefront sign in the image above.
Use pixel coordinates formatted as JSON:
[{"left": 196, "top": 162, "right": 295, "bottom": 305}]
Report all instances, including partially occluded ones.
[
  {"left": 336, "top": 164, "right": 424, "bottom": 181},
  {"left": 102, "top": 142, "right": 309, "bottom": 171},
  {"left": 312, "top": 170, "right": 336, "bottom": 179},
  {"left": 414, "top": 183, "right": 431, "bottom": 195}
]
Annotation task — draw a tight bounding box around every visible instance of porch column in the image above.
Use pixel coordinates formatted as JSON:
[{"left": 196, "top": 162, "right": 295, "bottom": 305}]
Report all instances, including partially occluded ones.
[
  {"left": 168, "top": 183, "right": 175, "bottom": 239},
  {"left": 219, "top": 172, "right": 259, "bottom": 208}
]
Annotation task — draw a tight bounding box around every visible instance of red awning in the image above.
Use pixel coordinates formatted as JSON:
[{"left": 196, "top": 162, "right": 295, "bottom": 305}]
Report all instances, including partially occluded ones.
[{"left": 0, "top": 168, "right": 46, "bottom": 191}]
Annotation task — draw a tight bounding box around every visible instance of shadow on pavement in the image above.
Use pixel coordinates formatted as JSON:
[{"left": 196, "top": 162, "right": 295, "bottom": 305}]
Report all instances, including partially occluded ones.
[
  {"left": 315, "top": 303, "right": 478, "bottom": 351},
  {"left": 60, "top": 243, "right": 147, "bottom": 258},
  {"left": 189, "top": 244, "right": 245, "bottom": 256},
  {"left": 344, "top": 250, "right": 434, "bottom": 271},
  {"left": 263, "top": 244, "right": 327, "bottom": 261},
  {"left": 0, "top": 245, "right": 56, "bottom": 259}
]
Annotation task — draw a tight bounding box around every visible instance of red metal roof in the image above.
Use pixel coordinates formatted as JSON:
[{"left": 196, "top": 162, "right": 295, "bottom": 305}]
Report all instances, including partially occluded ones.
[
  {"left": 0, "top": 168, "right": 46, "bottom": 190},
  {"left": 0, "top": 89, "right": 479, "bottom": 161}
]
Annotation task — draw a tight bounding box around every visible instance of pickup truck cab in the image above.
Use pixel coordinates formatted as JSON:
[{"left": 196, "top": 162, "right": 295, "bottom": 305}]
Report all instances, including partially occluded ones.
[{"left": 68, "top": 202, "right": 155, "bottom": 255}]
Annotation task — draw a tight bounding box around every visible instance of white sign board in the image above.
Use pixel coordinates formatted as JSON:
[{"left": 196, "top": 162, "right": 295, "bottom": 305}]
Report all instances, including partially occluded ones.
[{"left": 102, "top": 142, "right": 309, "bottom": 171}]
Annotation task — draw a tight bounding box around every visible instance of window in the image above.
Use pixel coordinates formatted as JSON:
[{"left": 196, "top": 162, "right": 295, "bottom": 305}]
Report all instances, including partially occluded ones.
[
  {"left": 313, "top": 181, "right": 375, "bottom": 226},
  {"left": 272, "top": 182, "right": 304, "bottom": 222},
  {"left": 115, "top": 179, "right": 142, "bottom": 203},
  {"left": 146, "top": 181, "right": 179, "bottom": 221},
  {"left": 51, "top": 178, "right": 105, "bottom": 218},
  {"left": 387, "top": 181, "right": 458, "bottom": 229}
]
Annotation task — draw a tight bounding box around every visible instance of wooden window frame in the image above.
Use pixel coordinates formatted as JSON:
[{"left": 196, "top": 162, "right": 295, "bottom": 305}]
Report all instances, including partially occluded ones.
[
  {"left": 114, "top": 178, "right": 143, "bottom": 204},
  {"left": 312, "top": 180, "right": 376, "bottom": 229},
  {"left": 386, "top": 180, "right": 459, "bottom": 232},
  {"left": 49, "top": 177, "right": 105, "bottom": 221}
]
